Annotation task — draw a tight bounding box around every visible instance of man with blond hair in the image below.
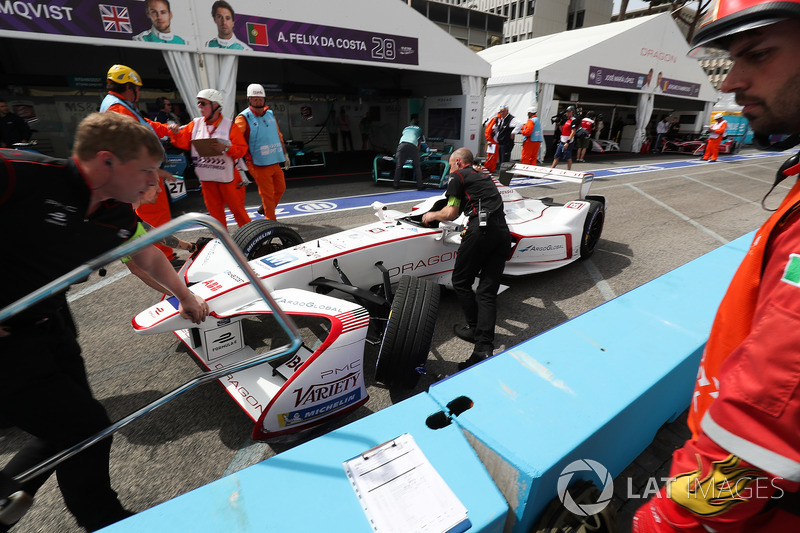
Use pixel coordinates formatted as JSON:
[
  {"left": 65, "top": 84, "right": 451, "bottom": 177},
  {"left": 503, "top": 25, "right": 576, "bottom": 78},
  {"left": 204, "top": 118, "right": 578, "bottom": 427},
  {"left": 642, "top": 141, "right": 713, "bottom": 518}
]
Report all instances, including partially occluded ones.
[{"left": 0, "top": 112, "right": 208, "bottom": 531}]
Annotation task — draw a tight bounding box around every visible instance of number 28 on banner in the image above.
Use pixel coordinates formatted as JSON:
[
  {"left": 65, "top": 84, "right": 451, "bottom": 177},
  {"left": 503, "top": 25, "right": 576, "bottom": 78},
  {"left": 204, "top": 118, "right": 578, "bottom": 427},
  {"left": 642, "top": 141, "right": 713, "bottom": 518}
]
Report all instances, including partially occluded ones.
[{"left": 371, "top": 37, "right": 395, "bottom": 60}]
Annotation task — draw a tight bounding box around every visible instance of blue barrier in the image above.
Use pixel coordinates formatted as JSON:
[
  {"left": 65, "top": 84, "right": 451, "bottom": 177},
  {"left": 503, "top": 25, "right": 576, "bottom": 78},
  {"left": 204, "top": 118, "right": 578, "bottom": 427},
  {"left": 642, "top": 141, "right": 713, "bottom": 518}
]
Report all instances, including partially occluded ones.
[
  {"left": 101, "top": 393, "right": 508, "bottom": 532},
  {"left": 428, "top": 232, "right": 753, "bottom": 532}
]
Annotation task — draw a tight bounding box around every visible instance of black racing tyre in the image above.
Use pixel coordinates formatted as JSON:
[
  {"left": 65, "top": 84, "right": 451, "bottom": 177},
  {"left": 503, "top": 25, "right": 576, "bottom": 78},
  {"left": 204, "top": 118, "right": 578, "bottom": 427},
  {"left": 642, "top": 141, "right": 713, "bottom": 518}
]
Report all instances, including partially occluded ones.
[
  {"left": 580, "top": 200, "right": 605, "bottom": 259},
  {"left": 375, "top": 275, "right": 440, "bottom": 388},
  {"left": 232, "top": 220, "right": 304, "bottom": 260}
]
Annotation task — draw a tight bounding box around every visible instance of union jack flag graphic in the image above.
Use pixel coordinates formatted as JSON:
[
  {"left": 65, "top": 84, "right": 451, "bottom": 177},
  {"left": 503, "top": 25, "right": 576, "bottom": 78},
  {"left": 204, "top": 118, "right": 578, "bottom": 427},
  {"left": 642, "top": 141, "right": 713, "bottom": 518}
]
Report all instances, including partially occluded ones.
[{"left": 99, "top": 5, "right": 132, "bottom": 34}]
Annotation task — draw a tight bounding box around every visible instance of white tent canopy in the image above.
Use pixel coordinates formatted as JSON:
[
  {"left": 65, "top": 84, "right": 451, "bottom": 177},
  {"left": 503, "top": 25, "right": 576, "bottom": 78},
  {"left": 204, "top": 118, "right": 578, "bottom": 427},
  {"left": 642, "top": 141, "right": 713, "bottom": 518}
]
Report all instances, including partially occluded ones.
[
  {"left": 0, "top": 0, "right": 490, "bottom": 118},
  {"left": 479, "top": 14, "right": 717, "bottom": 152}
]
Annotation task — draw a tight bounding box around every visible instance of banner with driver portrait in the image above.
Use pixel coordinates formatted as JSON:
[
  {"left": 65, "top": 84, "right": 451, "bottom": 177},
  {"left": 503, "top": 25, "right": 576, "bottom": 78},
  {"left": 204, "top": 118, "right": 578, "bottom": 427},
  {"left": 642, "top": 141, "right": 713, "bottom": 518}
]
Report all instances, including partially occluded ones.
[{"left": 0, "top": 0, "right": 419, "bottom": 65}]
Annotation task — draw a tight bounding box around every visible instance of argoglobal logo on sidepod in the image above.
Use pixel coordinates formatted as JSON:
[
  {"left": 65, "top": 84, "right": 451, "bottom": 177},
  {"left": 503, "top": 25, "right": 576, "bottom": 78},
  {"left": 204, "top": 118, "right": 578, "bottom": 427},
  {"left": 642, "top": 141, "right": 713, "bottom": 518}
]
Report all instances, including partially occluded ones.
[{"left": 557, "top": 459, "right": 614, "bottom": 516}]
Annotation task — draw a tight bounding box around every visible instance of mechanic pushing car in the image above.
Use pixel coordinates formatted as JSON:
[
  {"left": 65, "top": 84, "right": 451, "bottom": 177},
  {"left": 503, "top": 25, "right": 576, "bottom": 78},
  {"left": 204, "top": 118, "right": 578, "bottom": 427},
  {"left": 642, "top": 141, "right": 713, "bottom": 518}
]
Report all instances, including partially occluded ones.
[
  {"left": 634, "top": 1, "right": 800, "bottom": 531},
  {"left": 0, "top": 113, "right": 208, "bottom": 532},
  {"left": 422, "top": 147, "right": 511, "bottom": 370}
]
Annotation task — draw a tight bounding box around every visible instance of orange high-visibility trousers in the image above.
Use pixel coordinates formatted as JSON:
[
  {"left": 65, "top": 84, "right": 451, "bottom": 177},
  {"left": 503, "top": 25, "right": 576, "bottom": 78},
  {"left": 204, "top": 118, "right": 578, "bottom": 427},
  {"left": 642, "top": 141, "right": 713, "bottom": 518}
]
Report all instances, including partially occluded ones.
[{"left": 200, "top": 180, "right": 251, "bottom": 229}]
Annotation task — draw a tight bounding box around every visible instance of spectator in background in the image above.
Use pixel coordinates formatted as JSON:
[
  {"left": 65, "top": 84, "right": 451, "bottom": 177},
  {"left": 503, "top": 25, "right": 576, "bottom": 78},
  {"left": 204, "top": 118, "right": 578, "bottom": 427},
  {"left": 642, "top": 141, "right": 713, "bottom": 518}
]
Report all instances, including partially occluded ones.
[
  {"left": 171, "top": 102, "right": 191, "bottom": 124},
  {"left": 575, "top": 110, "right": 596, "bottom": 162},
  {"left": 667, "top": 116, "right": 681, "bottom": 140},
  {"left": 493, "top": 104, "right": 523, "bottom": 164},
  {"left": 339, "top": 107, "right": 353, "bottom": 151},
  {"left": 654, "top": 115, "right": 670, "bottom": 153},
  {"left": 551, "top": 106, "right": 577, "bottom": 170},
  {"left": 0, "top": 100, "right": 31, "bottom": 148},
  {"left": 154, "top": 97, "right": 179, "bottom": 124},
  {"left": 393, "top": 116, "right": 425, "bottom": 190}
]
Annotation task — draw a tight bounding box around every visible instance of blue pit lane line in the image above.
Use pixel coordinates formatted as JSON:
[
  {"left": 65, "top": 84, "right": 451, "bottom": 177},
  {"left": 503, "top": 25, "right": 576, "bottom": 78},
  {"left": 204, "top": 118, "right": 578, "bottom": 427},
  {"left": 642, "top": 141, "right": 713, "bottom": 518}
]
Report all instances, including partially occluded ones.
[{"left": 239, "top": 151, "right": 783, "bottom": 222}]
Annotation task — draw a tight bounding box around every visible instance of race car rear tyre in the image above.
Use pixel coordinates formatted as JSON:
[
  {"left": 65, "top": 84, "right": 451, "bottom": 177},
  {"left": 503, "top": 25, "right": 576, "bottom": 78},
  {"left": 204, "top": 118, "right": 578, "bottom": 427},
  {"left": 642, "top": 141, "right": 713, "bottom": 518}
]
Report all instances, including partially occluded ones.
[
  {"left": 375, "top": 275, "right": 440, "bottom": 389},
  {"left": 232, "top": 220, "right": 304, "bottom": 260},
  {"left": 580, "top": 200, "right": 605, "bottom": 258}
]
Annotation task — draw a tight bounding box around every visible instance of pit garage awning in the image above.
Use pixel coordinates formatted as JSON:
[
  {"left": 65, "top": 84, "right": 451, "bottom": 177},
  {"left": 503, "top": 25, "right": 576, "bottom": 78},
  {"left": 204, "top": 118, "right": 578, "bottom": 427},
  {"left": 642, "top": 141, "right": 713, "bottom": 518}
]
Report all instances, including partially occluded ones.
[
  {"left": 479, "top": 13, "right": 717, "bottom": 151},
  {"left": 0, "top": 0, "right": 490, "bottom": 117}
]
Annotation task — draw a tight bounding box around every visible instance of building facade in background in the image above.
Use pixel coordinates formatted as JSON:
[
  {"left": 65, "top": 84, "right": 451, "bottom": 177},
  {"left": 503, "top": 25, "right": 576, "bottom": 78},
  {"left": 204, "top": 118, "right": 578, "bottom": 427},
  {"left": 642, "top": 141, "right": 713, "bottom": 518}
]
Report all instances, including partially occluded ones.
[{"left": 417, "top": 0, "right": 613, "bottom": 43}]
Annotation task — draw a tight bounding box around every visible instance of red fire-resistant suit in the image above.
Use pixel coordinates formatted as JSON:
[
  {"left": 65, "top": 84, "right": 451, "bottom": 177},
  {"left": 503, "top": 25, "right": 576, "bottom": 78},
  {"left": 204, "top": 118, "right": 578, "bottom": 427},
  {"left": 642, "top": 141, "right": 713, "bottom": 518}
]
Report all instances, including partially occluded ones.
[
  {"left": 104, "top": 93, "right": 175, "bottom": 260},
  {"left": 484, "top": 114, "right": 500, "bottom": 172},
  {"left": 633, "top": 176, "right": 800, "bottom": 532},
  {"left": 702, "top": 119, "right": 727, "bottom": 162}
]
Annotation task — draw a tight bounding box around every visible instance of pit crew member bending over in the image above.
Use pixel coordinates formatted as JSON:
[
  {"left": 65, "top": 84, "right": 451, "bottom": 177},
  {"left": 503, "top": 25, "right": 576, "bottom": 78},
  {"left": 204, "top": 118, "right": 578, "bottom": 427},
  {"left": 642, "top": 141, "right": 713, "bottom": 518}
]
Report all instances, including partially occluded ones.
[
  {"left": 0, "top": 113, "right": 208, "bottom": 531},
  {"left": 634, "top": 1, "right": 800, "bottom": 531},
  {"left": 422, "top": 147, "right": 511, "bottom": 370}
]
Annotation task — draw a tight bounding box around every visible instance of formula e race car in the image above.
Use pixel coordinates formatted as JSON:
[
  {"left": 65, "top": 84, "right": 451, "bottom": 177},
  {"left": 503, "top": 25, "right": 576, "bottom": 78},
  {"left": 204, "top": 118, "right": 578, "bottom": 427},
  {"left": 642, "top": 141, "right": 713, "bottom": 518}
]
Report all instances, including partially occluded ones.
[
  {"left": 132, "top": 165, "right": 605, "bottom": 441},
  {"left": 661, "top": 135, "right": 742, "bottom": 156},
  {"left": 373, "top": 137, "right": 454, "bottom": 188}
]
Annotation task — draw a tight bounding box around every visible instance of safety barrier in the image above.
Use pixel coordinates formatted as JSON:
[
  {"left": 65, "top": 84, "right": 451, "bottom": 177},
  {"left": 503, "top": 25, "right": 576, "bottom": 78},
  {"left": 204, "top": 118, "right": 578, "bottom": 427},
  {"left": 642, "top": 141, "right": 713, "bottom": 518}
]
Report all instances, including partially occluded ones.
[
  {"left": 100, "top": 232, "right": 753, "bottom": 533},
  {"left": 428, "top": 232, "right": 753, "bottom": 532},
  {"left": 100, "top": 393, "right": 508, "bottom": 532}
]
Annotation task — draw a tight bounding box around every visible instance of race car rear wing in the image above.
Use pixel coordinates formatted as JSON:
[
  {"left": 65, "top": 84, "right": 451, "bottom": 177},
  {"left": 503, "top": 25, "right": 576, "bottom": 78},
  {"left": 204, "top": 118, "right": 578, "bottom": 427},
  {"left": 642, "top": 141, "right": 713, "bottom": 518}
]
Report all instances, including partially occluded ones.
[{"left": 503, "top": 164, "right": 595, "bottom": 200}]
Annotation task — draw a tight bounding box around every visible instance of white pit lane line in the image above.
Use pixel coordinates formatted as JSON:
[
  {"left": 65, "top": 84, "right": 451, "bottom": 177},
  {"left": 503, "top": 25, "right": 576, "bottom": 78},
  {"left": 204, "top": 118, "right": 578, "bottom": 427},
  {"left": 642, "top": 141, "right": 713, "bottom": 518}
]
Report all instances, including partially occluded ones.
[{"left": 626, "top": 183, "right": 729, "bottom": 245}]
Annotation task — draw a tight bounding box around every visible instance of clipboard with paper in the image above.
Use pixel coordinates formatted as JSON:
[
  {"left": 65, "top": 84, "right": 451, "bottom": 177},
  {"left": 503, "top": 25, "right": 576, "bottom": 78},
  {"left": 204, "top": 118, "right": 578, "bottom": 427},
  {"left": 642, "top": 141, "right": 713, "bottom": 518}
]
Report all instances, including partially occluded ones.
[
  {"left": 343, "top": 433, "right": 471, "bottom": 533},
  {"left": 191, "top": 138, "right": 228, "bottom": 157}
]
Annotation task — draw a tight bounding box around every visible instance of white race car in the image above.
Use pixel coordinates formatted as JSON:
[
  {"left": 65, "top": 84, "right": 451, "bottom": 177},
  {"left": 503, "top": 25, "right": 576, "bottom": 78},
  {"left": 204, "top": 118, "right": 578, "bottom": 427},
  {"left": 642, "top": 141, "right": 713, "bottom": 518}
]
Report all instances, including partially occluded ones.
[{"left": 132, "top": 165, "right": 606, "bottom": 441}]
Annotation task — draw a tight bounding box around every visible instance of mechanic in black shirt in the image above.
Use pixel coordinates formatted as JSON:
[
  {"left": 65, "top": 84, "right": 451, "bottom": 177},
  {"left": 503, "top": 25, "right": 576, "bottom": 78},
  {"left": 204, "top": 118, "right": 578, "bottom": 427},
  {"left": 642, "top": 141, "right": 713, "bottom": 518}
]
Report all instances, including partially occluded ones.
[
  {"left": 423, "top": 147, "right": 511, "bottom": 370},
  {"left": 0, "top": 112, "right": 208, "bottom": 531}
]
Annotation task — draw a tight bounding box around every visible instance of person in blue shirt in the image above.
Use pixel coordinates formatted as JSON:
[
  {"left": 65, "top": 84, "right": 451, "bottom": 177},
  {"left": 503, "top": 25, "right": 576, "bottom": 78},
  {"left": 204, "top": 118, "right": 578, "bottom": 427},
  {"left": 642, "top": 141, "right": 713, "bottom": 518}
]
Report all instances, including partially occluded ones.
[
  {"left": 133, "top": 0, "right": 187, "bottom": 45},
  {"left": 393, "top": 117, "right": 425, "bottom": 190}
]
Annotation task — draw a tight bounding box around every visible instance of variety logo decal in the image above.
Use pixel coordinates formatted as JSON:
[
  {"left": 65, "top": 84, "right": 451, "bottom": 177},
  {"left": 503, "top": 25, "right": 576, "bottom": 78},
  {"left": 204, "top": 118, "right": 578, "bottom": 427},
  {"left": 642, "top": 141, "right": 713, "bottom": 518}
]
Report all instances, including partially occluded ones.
[{"left": 293, "top": 371, "right": 361, "bottom": 407}]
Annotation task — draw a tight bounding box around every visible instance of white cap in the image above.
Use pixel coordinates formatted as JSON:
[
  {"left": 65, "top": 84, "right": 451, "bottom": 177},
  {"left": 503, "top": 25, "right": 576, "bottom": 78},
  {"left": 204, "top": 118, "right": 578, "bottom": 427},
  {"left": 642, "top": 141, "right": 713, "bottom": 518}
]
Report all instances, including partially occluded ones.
[
  {"left": 197, "top": 88, "right": 224, "bottom": 107},
  {"left": 247, "top": 83, "right": 266, "bottom": 98},
  {"left": 527, "top": 105, "right": 537, "bottom": 114},
  {"left": 713, "top": 112, "right": 724, "bottom": 120}
]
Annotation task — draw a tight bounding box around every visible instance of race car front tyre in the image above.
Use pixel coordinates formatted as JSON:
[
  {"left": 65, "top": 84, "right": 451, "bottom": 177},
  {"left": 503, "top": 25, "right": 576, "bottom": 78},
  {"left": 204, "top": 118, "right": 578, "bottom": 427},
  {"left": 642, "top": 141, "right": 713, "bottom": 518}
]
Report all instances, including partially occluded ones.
[
  {"left": 232, "top": 219, "right": 304, "bottom": 260},
  {"left": 375, "top": 275, "right": 440, "bottom": 389},
  {"left": 580, "top": 200, "right": 605, "bottom": 259}
]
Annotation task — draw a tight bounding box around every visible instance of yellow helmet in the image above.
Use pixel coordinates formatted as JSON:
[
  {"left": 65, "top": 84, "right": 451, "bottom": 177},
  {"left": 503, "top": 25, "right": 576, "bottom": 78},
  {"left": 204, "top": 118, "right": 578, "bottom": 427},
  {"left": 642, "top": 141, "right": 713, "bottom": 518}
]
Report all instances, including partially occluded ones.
[{"left": 107, "top": 64, "right": 142, "bottom": 86}]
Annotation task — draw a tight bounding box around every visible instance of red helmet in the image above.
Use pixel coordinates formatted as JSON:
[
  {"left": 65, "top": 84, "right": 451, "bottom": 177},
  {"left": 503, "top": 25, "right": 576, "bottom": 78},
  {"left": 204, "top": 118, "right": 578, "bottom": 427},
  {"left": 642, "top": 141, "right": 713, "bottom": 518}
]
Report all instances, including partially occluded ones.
[{"left": 692, "top": 0, "right": 800, "bottom": 53}]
